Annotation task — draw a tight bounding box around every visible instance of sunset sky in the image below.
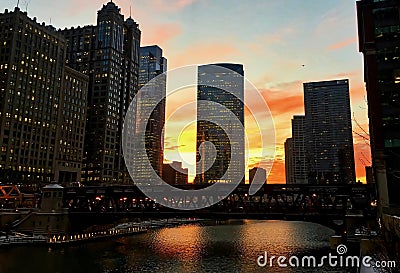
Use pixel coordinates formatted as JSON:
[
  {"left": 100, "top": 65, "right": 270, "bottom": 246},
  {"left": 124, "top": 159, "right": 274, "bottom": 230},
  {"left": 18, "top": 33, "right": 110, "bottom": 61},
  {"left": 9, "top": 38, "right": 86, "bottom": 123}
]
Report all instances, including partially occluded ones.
[{"left": 0, "top": 0, "right": 371, "bottom": 183}]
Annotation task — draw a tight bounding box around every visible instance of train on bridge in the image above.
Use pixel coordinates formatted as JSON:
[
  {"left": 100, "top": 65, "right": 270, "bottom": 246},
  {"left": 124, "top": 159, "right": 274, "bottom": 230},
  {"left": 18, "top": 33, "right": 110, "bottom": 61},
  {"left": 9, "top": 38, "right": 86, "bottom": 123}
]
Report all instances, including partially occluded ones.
[{"left": 0, "top": 183, "right": 377, "bottom": 238}]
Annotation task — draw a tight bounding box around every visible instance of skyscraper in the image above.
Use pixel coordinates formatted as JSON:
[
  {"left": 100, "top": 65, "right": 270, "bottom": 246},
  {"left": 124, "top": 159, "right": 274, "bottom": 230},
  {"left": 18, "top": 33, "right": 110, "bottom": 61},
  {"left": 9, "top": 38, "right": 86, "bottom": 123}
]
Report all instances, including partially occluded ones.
[
  {"left": 195, "top": 63, "right": 245, "bottom": 184},
  {"left": 285, "top": 116, "right": 308, "bottom": 184},
  {"left": 304, "top": 80, "right": 355, "bottom": 184},
  {"left": 60, "top": 2, "right": 141, "bottom": 184},
  {"left": 292, "top": 115, "right": 308, "bottom": 184},
  {"left": 284, "top": 138, "right": 294, "bottom": 184},
  {"left": 137, "top": 45, "right": 167, "bottom": 180},
  {"left": 357, "top": 0, "right": 400, "bottom": 206},
  {"left": 57, "top": 67, "right": 89, "bottom": 184},
  {"left": 0, "top": 7, "right": 88, "bottom": 185}
]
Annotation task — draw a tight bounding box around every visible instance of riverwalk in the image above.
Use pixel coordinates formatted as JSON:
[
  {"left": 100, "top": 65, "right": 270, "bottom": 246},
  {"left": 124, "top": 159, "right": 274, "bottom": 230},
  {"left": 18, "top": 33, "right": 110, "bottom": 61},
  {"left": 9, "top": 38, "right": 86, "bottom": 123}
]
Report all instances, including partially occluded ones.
[{"left": 0, "top": 218, "right": 200, "bottom": 247}]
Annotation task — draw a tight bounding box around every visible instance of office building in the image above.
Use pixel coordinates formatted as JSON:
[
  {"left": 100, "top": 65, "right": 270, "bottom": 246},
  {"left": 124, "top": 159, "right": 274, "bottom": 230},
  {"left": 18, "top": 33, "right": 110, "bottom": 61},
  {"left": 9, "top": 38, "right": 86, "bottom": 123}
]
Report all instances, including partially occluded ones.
[
  {"left": 0, "top": 7, "right": 88, "bottom": 185},
  {"left": 292, "top": 115, "right": 308, "bottom": 184},
  {"left": 162, "top": 161, "right": 188, "bottom": 185},
  {"left": 195, "top": 63, "right": 245, "bottom": 184},
  {"left": 285, "top": 116, "right": 308, "bottom": 184},
  {"left": 137, "top": 45, "right": 167, "bottom": 180},
  {"left": 56, "top": 67, "right": 88, "bottom": 184},
  {"left": 357, "top": 0, "right": 400, "bottom": 205},
  {"left": 285, "top": 138, "right": 294, "bottom": 184},
  {"left": 60, "top": 2, "right": 141, "bottom": 184},
  {"left": 304, "top": 80, "right": 355, "bottom": 184}
]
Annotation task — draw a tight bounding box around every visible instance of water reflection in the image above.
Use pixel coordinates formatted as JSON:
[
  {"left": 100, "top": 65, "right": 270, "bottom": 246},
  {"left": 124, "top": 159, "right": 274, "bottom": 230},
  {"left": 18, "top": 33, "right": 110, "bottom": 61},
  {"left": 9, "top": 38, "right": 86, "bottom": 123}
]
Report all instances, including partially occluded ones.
[
  {"left": 0, "top": 220, "right": 337, "bottom": 273},
  {"left": 236, "top": 220, "right": 335, "bottom": 272},
  {"left": 151, "top": 225, "right": 205, "bottom": 272}
]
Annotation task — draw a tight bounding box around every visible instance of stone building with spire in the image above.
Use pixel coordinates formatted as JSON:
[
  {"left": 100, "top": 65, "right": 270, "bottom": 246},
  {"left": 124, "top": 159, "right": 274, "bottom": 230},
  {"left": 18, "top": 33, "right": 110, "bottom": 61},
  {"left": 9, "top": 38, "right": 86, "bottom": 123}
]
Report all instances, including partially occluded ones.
[{"left": 60, "top": 2, "right": 141, "bottom": 184}]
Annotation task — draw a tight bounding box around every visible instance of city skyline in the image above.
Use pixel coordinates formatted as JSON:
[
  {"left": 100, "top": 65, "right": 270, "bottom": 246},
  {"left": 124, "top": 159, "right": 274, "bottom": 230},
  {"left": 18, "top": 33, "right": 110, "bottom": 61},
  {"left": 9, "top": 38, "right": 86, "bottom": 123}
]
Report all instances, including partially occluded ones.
[
  {"left": 0, "top": 0, "right": 371, "bottom": 183},
  {"left": 0, "top": 1, "right": 398, "bottom": 272}
]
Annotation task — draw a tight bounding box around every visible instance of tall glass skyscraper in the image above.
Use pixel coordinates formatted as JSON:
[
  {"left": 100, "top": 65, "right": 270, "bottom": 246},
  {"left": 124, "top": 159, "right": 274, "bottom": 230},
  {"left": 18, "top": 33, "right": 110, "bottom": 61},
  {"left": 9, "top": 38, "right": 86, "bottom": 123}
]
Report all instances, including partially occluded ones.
[
  {"left": 60, "top": 2, "right": 141, "bottom": 184},
  {"left": 304, "top": 80, "right": 356, "bottom": 184},
  {"left": 137, "top": 45, "right": 167, "bottom": 180},
  {"left": 195, "top": 63, "right": 245, "bottom": 184}
]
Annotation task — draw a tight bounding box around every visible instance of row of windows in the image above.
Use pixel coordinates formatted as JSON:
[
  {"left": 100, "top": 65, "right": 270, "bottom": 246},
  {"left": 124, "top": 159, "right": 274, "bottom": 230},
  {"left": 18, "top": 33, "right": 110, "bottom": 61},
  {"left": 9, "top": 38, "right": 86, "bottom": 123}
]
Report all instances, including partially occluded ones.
[{"left": 0, "top": 164, "right": 53, "bottom": 173}]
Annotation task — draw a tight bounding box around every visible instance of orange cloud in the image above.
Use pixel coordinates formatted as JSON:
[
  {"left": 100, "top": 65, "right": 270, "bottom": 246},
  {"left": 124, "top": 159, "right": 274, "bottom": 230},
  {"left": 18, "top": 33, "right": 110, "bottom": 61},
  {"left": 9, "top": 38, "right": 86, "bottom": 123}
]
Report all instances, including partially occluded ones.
[
  {"left": 265, "top": 93, "right": 304, "bottom": 117},
  {"left": 142, "top": 23, "right": 182, "bottom": 45},
  {"left": 268, "top": 158, "right": 286, "bottom": 184},
  {"left": 328, "top": 37, "right": 358, "bottom": 51},
  {"left": 169, "top": 43, "right": 240, "bottom": 68},
  {"left": 330, "top": 71, "right": 359, "bottom": 79}
]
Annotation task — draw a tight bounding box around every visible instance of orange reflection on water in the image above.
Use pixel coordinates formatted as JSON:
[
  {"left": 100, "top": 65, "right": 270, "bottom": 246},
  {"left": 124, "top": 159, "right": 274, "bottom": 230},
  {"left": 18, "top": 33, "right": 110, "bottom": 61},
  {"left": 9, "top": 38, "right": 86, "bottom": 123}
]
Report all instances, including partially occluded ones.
[
  {"left": 151, "top": 224, "right": 205, "bottom": 270},
  {"left": 237, "top": 220, "right": 311, "bottom": 273}
]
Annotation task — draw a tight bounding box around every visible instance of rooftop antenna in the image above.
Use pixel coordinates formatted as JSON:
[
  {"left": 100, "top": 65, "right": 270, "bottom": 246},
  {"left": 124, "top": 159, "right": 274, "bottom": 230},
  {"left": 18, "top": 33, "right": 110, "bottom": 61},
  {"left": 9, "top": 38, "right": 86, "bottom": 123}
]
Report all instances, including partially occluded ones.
[
  {"left": 23, "top": 0, "right": 31, "bottom": 12},
  {"left": 16, "top": 0, "right": 20, "bottom": 8},
  {"left": 130, "top": 5, "right": 132, "bottom": 18}
]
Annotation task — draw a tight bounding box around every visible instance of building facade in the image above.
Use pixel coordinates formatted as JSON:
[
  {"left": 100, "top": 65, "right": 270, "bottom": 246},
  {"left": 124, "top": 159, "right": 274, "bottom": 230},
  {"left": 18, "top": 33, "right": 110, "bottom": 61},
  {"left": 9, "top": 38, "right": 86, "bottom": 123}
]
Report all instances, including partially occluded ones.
[
  {"left": 162, "top": 161, "right": 188, "bottom": 185},
  {"left": 357, "top": 0, "right": 400, "bottom": 205},
  {"left": 137, "top": 45, "right": 167, "bottom": 181},
  {"left": 304, "top": 80, "right": 356, "bottom": 184},
  {"left": 284, "top": 138, "right": 294, "bottom": 184},
  {"left": 292, "top": 115, "right": 308, "bottom": 184},
  {"left": 285, "top": 116, "right": 308, "bottom": 184},
  {"left": 0, "top": 7, "right": 88, "bottom": 185},
  {"left": 56, "top": 67, "right": 88, "bottom": 184},
  {"left": 60, "top": 2, "right": 141, "bottom": 184},
  {"left": 195, "top": 63, "right": 245, "bottom": 184}
]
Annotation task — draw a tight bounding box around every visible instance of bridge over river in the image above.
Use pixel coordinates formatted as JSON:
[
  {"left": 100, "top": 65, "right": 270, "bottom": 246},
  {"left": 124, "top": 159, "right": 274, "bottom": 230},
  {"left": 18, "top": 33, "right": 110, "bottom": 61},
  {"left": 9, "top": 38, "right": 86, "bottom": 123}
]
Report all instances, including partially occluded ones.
[{"left": 63, "top": 183, "right": 377, "bottom": 234}]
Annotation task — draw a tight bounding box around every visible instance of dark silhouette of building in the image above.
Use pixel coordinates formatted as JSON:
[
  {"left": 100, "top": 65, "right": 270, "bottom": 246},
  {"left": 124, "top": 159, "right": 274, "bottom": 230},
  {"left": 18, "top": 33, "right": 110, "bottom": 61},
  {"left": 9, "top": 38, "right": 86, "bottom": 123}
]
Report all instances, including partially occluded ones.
[
  {"left": 285, "top": 138, "right": 294, "bottom": 184},
  {"left": 249, "top": 167, "right": 267, "bottom": 184},
  {"left": 162, "top": 161, "right": 188, "bottom": 185},
  {"left": 357, "top": 0, "right": 400, "bottom": 206},
  {"left": 304, "top": 80, "right": 356, "bottom": 184},
  {"left": 60, "top": 2, "right": 141, "bottom": 184},
  {"left": 285, "top": 116, "right": 308, "bottom": 184},
  {"left": 0, "top": 7, "right": 88, "bottom": 185},
  {"left": 292, "top": 115, "right": 308, "bottom": 183},
  {"left": 137, "top": 45, "right": 166, "bottom": 181},
  {"left": 195, "top": 63, "right": 245, "bottom": 184},
  {"left": 365, "top": 166, "right": 375, "bottom": 184}
]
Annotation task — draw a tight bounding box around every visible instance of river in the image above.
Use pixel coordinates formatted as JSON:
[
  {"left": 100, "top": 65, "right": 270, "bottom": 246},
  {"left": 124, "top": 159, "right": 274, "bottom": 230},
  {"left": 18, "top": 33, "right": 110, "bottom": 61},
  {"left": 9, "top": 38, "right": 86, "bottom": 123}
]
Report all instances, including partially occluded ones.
[{"left": 0, "top": 220, "right": 354, "bottom": 273}]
